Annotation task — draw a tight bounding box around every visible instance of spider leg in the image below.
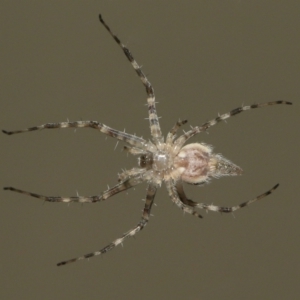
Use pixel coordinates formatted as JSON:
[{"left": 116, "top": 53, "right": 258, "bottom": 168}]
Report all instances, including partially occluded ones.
[
  {"left": 99, "top": 15, "right": 163, "bottom": 145},
  {"left": 118, "top": 167, "right": 145, "bottom": 182},
  {"left": 57, "top": 183, "right": 156, "bottom": 266},
  {"left": 123, "top": 145, "right": 148, "bottom": 156},
  {"left": 165, "top": 180, "right": 202, "bottom": 218},
  {"left": 175, "top": 101, "right": 292, "bottom": 149},
  {"left": 195, "top": 184, "right": 279, "bottom": 213},
  {"left": 4, "top": 174, "right": 144, "bottom": 203},
  {"left": 3, "top": 120, "right": 148, "bottom": 149},
  {"left": 166, "top": 119, "right": 187, "bottom": 145},
  {"left": 175, "top": 181, "right": 199, "bottom": 207}
]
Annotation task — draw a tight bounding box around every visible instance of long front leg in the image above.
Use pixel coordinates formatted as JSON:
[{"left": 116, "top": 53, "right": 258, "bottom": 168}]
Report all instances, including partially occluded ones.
[
  {"left": 2, "top": 120, "right": 147, "bottom": 149},
  {"left": 4, "top": 175, "right": 144, "bottom": 203},
  {"left": 57, "top": 183, "right": 157, "bottom": 266},
  {"left": 99, "top": 15, "right": 163, "bottom": 145}
]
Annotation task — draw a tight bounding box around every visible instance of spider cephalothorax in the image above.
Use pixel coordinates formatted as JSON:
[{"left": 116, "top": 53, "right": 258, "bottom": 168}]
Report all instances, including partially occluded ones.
[{"left": 3, "top": 15, "right": 291, "bottom": 266}]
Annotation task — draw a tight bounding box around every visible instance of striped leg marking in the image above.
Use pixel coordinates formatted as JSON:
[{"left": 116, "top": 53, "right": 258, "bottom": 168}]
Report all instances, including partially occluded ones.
[
  {"left": 3, "top": 120, "right": 147, "bottom": 149},
  {"left": 57, "top": 183, "right": 157, "bottom": 266},
  {"left": 4, "top": 176, "right": 143, "bottom": 203},
  {"left": 194, "top": 184, "right": 279, "bottom": 213},
  {"left": 166, "top": 119, "right": 187, "bottom": 145},
  {"left": 99, "top": 15, "right": 163, "bottom": 145},
  {"left": 165, "top": 180, "right": 203, "bottom": 219},
  {"left": 175, "top": 101, "right": 292, "bottom": 149}
]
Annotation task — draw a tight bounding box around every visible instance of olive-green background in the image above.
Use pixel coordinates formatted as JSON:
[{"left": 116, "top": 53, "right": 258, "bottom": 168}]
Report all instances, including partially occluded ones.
[{"left": 1, "top": 1, "right": 299, "bottom": 300}]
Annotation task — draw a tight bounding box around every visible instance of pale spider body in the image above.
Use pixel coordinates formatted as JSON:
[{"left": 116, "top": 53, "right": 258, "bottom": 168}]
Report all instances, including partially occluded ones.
[{"left": 3, "top": 15, "right": 291, "bottom": 266}]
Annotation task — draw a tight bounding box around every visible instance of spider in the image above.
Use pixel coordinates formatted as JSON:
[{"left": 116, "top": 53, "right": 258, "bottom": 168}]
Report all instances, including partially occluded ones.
[{"left": 3, "top": 15, "right": 292, "bottom": 266}]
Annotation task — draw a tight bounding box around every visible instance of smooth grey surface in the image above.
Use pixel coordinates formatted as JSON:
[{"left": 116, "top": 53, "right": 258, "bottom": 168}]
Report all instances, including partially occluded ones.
[{"left": 1, "top": 1, "right": 299, "bottom": 300}]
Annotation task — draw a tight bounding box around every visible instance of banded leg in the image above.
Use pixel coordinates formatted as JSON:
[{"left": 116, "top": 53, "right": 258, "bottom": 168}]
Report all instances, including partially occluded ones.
[
  {"left": 166, "top": 120, "right": 187, "bottom": 145},
  {"left": 99, "top": 15, "right": 163, "bottom": 145},
  {"left": 175, "top": 181, "right": 199, "bottom": 207},
  {"left": 118, "top": 167, "right": 145, "bottom": 182},
  {"left": 165, "top": 180, "right": 202, "bottom": 218},
  {"left": 57, "top": 183, "right": 157, "bottom": 266},
  {"left": 175, "top": 101, "right": 292, "bottom": 149},
  {"left": 4, "top": 174, "right": 144, "bottom": 203},
  {"left": 194, "top": 184, "right": 279, "bottom": 213},
  {"left": 123, "top": 145, "right": 148, "bottom": 156},
  {"left": 3, "top": 120, "right": 147, "bottom": 149}
]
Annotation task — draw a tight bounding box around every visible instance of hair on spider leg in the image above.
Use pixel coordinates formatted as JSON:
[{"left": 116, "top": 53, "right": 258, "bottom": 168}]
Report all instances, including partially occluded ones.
[{"left": 114, "top": 141, "right": 119, "bottom": 151}]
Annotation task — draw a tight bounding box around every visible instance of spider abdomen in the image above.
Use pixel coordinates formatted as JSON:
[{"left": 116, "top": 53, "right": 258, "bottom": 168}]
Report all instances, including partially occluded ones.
[
  {"left": 174, "top": 143, "right": 242, "bottom": 185},
  {"left": 175, "top": 143, "right": 211, "bottom": 184}
]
